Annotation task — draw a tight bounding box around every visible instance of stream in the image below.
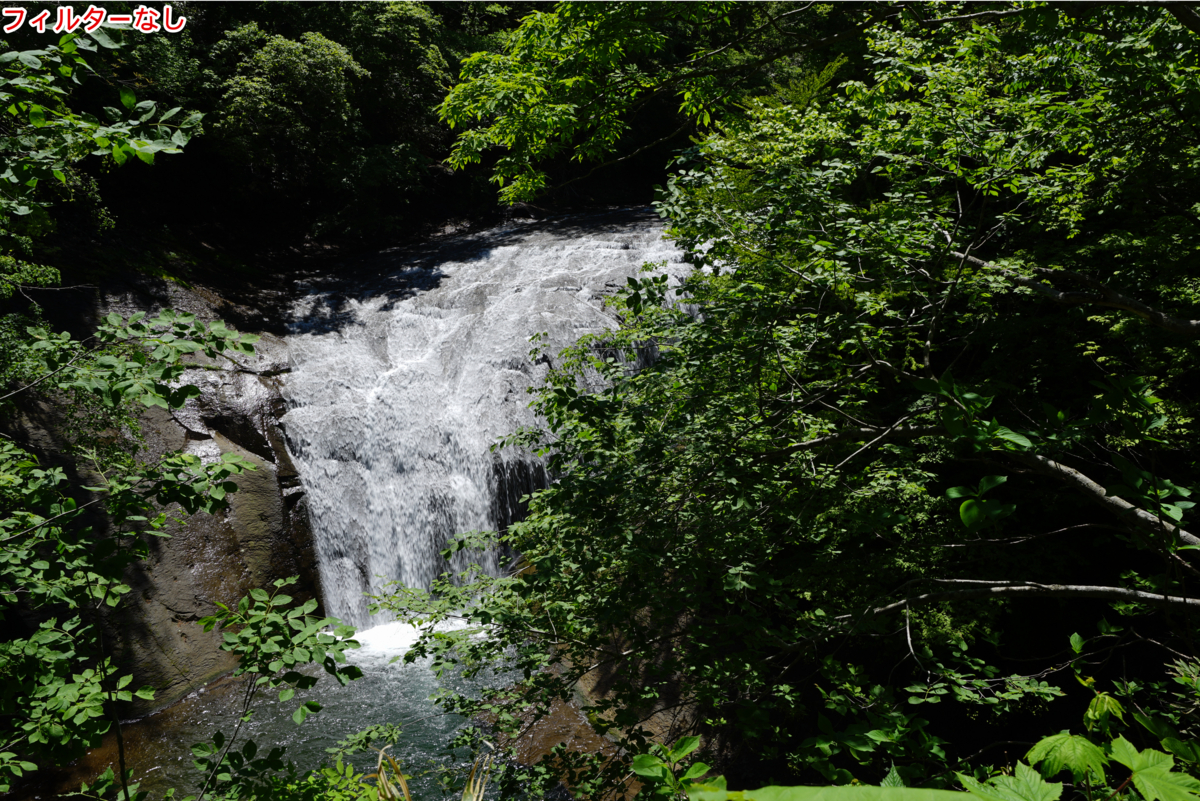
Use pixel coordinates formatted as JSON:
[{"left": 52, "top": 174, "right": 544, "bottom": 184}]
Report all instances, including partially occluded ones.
[{"left": 19, "top": 210, "right": 689, "bottom": 799}]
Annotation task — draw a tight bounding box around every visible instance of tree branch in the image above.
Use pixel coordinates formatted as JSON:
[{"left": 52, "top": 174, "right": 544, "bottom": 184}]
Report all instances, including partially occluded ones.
[
  {"left": 831, "top": 415, "right": 914, "bottom": 470},
  {"left": 917, "top": 7, "right": 1029, "bottom": 26},
  {"left": 1006, "top": 452, "right": 1200, "bottom": 548},
  {"left": 854, "top": 582, "right": 1200, "bottom": 621},
  {"left": 0, "top": 340, "right": 103, "bottom": 403},
  {"left": 957, "top": 251, "right": 1200, "bottom": 335},
  {"left": 757, "top": 424, "right": 943, "bottom": 458},
  {"left": 1166, "top": 3, "right": 1200, "bottom": 37}
]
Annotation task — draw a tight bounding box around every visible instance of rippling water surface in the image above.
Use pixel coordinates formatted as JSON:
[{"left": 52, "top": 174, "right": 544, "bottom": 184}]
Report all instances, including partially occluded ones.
[{"left": 63, "top": 621, "right": 477, "bottom": 798}]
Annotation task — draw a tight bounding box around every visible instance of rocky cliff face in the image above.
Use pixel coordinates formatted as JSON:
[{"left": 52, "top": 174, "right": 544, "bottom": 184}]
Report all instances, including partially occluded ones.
[{"left": 8, "top": 273, "right": 320, "bottom": 713}]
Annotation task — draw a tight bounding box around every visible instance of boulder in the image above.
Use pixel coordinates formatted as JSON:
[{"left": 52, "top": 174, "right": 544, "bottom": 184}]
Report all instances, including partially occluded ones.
[{"left": 10, "top": 272, "right": 321, "bottom": 714}]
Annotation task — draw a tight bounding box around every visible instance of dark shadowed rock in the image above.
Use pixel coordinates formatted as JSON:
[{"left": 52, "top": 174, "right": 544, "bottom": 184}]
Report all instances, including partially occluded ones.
[{"left": 9, "top": 273, "right": 321, "bottom": 714}]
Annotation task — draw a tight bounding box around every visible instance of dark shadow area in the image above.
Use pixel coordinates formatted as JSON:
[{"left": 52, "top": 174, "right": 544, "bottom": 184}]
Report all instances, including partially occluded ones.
[{"left": 283, "top": 207, "right": 663, "bottom": 337}]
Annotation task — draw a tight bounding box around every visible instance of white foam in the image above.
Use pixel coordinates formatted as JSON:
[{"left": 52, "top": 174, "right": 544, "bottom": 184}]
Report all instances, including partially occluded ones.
[
  {"left": 351, "top": 618, "right": 473, "bottom": 657},
  {"left": 281, "top": 214, "right": 690, "bottom": 628}
]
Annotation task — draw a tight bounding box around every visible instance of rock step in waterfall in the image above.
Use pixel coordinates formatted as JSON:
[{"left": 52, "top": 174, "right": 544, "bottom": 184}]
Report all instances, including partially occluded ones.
[{"left": 280, "top": 210, "right": 690, "bottom": 629}]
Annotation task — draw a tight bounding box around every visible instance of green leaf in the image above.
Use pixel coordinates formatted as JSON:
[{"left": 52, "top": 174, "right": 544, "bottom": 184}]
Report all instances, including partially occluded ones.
[
  {"left": 632, "top": 754, "right": 668, "bottom": 779},
  {"left": 1111, "top": 736, "right": 1172, "bottom": 772},
  {"left": 959, "top": 763, "right": 1062, "bottom": 801},
  {"left": 89, "top": 27, "right": 119, "bottom": 48},
  {"left": 1084, "top": 693, "right": 1125, "bottom": 729},
  {"left": 1132, "top": 765, "right": 1200, "bottom": 801},
  {"left": 672, "top": 735, "right": 702, "bottom": 760},
  {"left": 1136, "top": 713, "right": 1182, "bottom": 741},
  {"left": 992, "top": 428, "right": 1032, "bottom": 450},
  {"left": 119, "top": 86, "right": 135, "bottom": 110},
  {"left": 688, "top": 777, "right": 730, "bottom": 801},
  {"left": 1163, "top": 739, "right": 1200, "bottom": 765},
  {"left": 960, "top": 499, "right": 985, "bottom": 529},
  {"left": 978, "top": 475, "right": 1008, "bottom": 495},
  {"left": 1026, "top": 732, "right": 1107, "bottom": 783},
  {"left": 731, "top": 788, "right": 972, "bottom": 801}
]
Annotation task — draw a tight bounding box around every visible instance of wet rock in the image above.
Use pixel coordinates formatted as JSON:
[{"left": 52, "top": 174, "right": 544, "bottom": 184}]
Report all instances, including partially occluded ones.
[{"left": 14, "top": 273, "right": 323, "bottom": 714}]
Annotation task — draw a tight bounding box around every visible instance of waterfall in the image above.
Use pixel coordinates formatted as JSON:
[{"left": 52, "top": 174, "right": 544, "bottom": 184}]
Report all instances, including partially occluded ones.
[{"left": 280, "top": 210, "right": 690, "bottom": 629}]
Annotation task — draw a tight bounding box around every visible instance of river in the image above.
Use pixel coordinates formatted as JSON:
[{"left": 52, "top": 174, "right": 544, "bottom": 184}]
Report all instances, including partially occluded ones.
[{"left": 18, "top": 209, "right": 688, "bottom": 800}]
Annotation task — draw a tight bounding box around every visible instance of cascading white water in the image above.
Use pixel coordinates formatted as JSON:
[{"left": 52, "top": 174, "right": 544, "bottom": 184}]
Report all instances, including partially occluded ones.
[
  {"left": 68, "top": 213, "right": 690, "bottom": 799},
  {"left": 280, "top": 210, "right": 690, "bottom": 629}
]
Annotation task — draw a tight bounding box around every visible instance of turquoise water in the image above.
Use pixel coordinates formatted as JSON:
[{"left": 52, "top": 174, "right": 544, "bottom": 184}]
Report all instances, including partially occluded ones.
[{"left": 131, "top": 621, "right": 478, "bottom": 797}]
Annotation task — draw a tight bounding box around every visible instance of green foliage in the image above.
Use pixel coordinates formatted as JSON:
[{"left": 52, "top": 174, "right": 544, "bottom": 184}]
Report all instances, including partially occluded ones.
[
  {"left": 633, "top": 737, "right": 713, "bottom": 798},
  {"left": 653, "top": 723, "right": 1200, "bottom": 801},
  {"left": 14, "top": 1, "right": 1200, "bottom": 798},
  {"left": 0, "top": 31, "right": 200, "bottom": 217},
  {"left": 405, "top": 0, "right": 1200, "bottom": 793},
  {"left": 1109, "top": 736, "right": 1200, "bottom": 801},
  {"left": 211, "top": 24, "right": 369, "bottom": 188},
  {"left": 188, "top": 738, "right": 377, "bottom": 801},
  {"left": 13, "top": 309, "right": 257, "bottom": 417},
  {"left": 1025, "top": 734, "right": 1107, "bottom": 785},
  {"left": 0, "top": 307, "right": 260, "bottom": 795},
  {"left": 0, "top": 41, "right": 259, "bottom": 786},
  {"left": 188, "top": 578, "right": 362, "bottom": 801},
  {"left": 691, "top": 790, "right": 966, "bottom": 801},
  {"left": 188, "top": 723, "right": 429, "bottom": 801},
  {"left": 439, "top": 2, "right": 861, "bottom": 202},
  {"left": 946, "top": 477, "right": 1014, "bottom": 532},
  {"left": 125, "top": 2, "right": 460, "bottom": 240},
  {"left": 0, "top": 29, "right": 200, "bottom": 268},
  {"left": 0, "top": 21, "right": 399, "bottom": 801},
  {"left": 326, "top": 724, "right": 406, "bottom": 763},
  {"left": 957, "top": 763, "right": 1061, "bottom": 801},
  {"left": 0, "top": 27, "right": 201, "bottom": 315},
  {"left": 198, "top": 576, "right": 360, "bottom": 704}
]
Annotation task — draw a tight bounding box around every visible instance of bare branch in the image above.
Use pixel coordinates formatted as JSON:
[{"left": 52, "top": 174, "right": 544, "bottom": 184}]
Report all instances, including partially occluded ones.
[
  {"left": 918, "top": 7, "right": 1029, "bottom": 26},
  {"left": 958, "top": 251, "right": 1200, "bottom": 336},
  {"left": 0, "top": 340, "right": 103, "bottom": 403},
  {"left": 941, "top": 522, "right": 1124, "bottom": 548},
  {"left": 765, "top": 424, "right": 943, "bottom": 458},
  {"left": 0, "top": 496, "right": 107, "bottom": 544},
  {"left": 831, "top": 415, "right": 915, "bottom": 471},
  {"left": 855, "top": 582, "right": 1200, "bottom": 621},
  {"left": 1166, "top": 3, "right": 1200, "bottom": 37},
  {"left": 1007, "top": 452, "right": 1200, "bottom": 548},
  {"left": 2, "top": 282, "right": 97, "bottom": 291}
]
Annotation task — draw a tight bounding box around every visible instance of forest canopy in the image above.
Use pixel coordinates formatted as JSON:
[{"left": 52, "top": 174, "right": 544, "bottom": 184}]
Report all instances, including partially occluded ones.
[
  {"left": 8, "top": 2, "right": 1200, "bottom": 801},
  {"left": 386, "top": 1, "right": 1200, "bottom": 797}
]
